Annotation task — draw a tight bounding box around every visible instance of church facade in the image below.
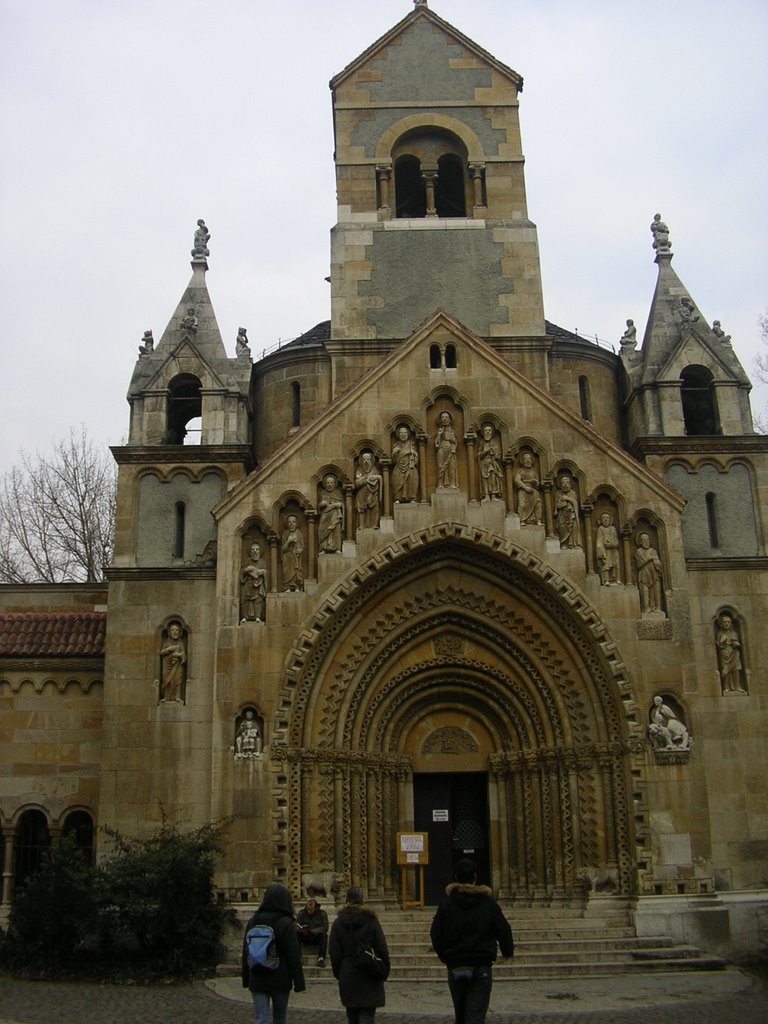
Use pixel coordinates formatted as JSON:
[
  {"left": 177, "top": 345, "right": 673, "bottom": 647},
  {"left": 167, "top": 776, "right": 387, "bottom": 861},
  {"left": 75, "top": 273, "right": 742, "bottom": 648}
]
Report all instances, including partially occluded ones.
[{"left": 2, "top": 4, "right": 766, "bottom": 960}]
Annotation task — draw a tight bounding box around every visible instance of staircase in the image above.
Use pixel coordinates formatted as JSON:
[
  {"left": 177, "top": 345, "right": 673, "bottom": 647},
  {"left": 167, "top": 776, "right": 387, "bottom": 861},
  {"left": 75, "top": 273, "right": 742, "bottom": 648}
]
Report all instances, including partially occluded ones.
[{"left": 223, "top": 897, "right": 726, "bottom": 980}]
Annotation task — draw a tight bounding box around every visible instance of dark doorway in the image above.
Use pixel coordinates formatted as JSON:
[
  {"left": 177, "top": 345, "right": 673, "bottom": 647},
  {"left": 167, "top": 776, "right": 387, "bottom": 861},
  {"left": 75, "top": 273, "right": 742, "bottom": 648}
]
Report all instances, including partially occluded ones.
[{"left": 413, "top": 772, "right": 490, "bottom": 905}]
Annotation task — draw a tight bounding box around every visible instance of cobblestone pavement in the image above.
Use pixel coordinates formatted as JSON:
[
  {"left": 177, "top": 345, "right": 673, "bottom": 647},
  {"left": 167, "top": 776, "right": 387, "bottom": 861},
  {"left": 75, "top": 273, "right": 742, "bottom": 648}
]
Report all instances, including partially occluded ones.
[{"left": 1, "top": 971, "right": 767, "bottom": 1024}]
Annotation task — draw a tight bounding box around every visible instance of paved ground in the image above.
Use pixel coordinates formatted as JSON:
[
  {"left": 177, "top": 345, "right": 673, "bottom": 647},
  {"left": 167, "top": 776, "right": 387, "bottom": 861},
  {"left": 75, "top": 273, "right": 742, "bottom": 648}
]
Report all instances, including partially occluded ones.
[{"left": 0, "top": 968, "right": 766, "bottom": 1024}]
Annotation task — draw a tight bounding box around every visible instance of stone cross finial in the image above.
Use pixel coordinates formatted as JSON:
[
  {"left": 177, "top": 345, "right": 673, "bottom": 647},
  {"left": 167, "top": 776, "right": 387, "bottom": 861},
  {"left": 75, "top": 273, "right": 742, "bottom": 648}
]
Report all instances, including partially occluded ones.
[
  {"left": 414, "top": 0, "right": 428, "bottom": 7},
  {"left": 650, "top": 213, "right": 671, "bottom": 254}
]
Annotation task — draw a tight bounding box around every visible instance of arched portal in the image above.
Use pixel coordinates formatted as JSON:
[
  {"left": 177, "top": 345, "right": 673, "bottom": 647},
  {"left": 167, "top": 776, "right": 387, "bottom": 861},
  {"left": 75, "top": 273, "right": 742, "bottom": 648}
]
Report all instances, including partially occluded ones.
[{"left": 272, "top": 525, "right": 644, "bottom": 903}]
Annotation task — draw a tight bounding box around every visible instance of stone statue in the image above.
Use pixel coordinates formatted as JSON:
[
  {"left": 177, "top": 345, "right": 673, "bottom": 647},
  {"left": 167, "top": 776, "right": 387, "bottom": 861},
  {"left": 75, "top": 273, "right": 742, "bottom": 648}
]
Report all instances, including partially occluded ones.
[
  {"left": 159, "top": 621, "right": 186, "bottom": 702},
  {"left": 650, "top": 213, "right": 670, "bottom": 253},
  {"left": 678, "top": 296, "right": 699, "bottom": 325},
  {"left": 515, "top": 452, "right": 542, "bottom": 525},
  {"left": 318, "top": 474, "right": 344, "bottom": 553},
  {"left": 138, "top": 329, "right": 154, "bottom": 355},
  {"left": 281, "top": 514, "right": 305, "bottom": 591},
  {"left": 391, "top": 425, "right": 418, "bottom": 503},
  {"left": 180, "top": 307, "right": 198, "bottom": 334},
  {"left": 435, "top": 411, "right": 458, "bottom": 489},
  {"left": 716, "top": 613, "right": 746, "bottom": 693},
  {"left": 554, "top": 474, "right": 581, "bottom": 549},
  {"left": 619, "top": 319, "right": 637, "bottom": 349},
  {"left": 235, "top": 710, "right": 262, "bottom": 757},
  {"left": 712, "top": 320, "right": 732, "bottom": 345},
  {"left": 235, "top": 327, "right": 251, "bottom": 357},
  {"left": 355, "top": 452, "right": 382, "bottom": 529},
  {"left": 191, "top": 218, "right": 210, "bottom": 259},
  {"left": 648, "top": 695, "right": 690, "bottom": 750},
  {"left": 634, "top": 532, "right": 663, "bottom": 614},
  {"left": 478, "top": 423, "right": 503, "bottom": 500},
  {"left": 240, "top": 541, "right": 268, "bottom": 623},
  {"left": 595, "top": 512, "right": 620, "bottom": 585}
]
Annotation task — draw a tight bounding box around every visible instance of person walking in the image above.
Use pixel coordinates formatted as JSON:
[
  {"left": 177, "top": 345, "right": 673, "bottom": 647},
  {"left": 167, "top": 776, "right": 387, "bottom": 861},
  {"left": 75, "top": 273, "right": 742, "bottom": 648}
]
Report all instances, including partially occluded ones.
[
  {"left": 329, "top": 886, "right": 390, "bottom": 1024},
  {"left": 241, "top": 883, "right": 306, "bottom": 1024},
  {"left": 430, "top": 858, "right": 514, "bottom": 1024}
]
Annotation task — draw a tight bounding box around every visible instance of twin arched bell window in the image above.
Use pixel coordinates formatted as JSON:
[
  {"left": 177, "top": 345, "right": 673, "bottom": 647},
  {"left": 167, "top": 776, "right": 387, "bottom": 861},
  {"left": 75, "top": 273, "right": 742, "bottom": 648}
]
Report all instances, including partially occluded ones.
[
  {"left": 385, "top": 128, "right": 483, "bottom": 219},
  {"left": 680, "top": 365, "right": 721, "bottom": 436}
]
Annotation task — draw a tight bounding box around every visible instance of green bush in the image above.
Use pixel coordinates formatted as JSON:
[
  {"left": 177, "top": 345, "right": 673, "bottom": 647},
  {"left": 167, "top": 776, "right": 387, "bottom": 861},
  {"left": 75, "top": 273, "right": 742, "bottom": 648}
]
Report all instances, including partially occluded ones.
[
  {"left": 3, "top": 832, "right": 98, "bottom": 973},
  {"left": 96, "top": 819, "right": 233, "bottom": 977}
]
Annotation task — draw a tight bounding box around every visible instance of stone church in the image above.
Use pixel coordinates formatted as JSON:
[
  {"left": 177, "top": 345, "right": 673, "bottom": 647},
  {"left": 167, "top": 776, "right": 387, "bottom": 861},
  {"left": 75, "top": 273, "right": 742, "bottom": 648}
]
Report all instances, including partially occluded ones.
[{"left": 2, "top": 3, "right": 766, "bottom": 960}]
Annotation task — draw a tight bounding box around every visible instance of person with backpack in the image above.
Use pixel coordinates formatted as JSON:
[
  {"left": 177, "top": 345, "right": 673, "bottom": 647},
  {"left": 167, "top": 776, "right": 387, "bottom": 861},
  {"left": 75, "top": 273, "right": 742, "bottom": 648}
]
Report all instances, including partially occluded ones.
[
  {"left": 329, "top": 886, "right": 390, "bottom": 1024},
  {"left": 242, "top": 883, "right": 306, "bottom": 1024},
  {"left": 430, "top": 858, "right": 514, "bottom": 1024}
]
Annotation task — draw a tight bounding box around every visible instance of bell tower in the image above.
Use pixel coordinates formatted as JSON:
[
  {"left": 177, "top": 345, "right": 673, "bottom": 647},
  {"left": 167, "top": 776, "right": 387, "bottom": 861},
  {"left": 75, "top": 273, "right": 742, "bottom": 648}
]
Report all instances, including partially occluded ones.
[{"left": 329, "top": 2, "right": 545, "bottom": 344}]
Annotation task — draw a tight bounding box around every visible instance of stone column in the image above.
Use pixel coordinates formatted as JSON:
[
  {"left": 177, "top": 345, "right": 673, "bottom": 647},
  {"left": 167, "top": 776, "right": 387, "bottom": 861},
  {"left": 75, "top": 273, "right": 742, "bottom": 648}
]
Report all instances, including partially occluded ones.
[
  {"left": 465, "top": 432, "right": 478, "bottom": 502},
  {"left": 268, "top": 537, "right": 279, "bottom": 592},
  {"left": 376, "top": 164, "right": 392, "bottom": 212},
  {"left": 423, "top": 171, "right": 438, "bottom": 217},
  {"left": 582, "top": 503, "right": 595, "bottom": 574},
  {"left": 344, "top": 485, "right": 355, "bottom": 542},
  {"left": 2, "top": 825, "right": 14, "bottom": 905},
  {"left": 306, "top": 511, "right": 317, "bottom": 582},
  {"left": 620, "top": 527, "right": 634, "bottom": 586},
  {"left": 542, "top": 480, "right": 556, "bottom": 538},
  {"left": 417, "top": 434, "right": 428, "bottom": 502},
  {"left": 468, "top": 163, "right": 486, "bottom": 208},
  {"left": 381, "top": 458, "right": 392, "bottom": 517},
  {"left": 503, "top": 457, "right": 515, "bottom": 514}
]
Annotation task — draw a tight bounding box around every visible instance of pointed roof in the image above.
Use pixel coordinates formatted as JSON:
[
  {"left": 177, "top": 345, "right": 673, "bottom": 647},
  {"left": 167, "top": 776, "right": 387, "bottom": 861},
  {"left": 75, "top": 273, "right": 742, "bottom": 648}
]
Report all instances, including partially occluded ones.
[
  {"left": 639, "top": 243, "right": 750, "bottom": 387},
  {"left": 330, "top": 2, "right": 523, "bottom": 92}
]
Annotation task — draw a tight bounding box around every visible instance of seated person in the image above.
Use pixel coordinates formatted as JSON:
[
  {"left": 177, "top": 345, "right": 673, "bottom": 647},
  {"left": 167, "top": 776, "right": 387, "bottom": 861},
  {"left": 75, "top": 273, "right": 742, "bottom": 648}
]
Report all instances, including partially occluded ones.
[{"left": 296, "top": 898, "right": 329, "bottom": 966}]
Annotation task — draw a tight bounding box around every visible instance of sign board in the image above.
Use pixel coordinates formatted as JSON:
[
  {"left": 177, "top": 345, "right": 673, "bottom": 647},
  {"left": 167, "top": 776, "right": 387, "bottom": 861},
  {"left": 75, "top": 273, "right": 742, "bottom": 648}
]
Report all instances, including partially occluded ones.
[
  {"left": 432, "top": 809, "right": 449, "bottom": 822},
  {"left": 397, "top": 831, "right": 429, "bottom": 865}
]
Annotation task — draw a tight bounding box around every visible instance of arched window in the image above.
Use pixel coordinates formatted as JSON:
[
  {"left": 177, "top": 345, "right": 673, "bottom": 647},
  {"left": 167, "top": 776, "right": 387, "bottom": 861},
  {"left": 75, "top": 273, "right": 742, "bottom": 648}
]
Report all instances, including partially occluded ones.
[
  {"left": 578, "top": 375, "right": 592, "bottom": 421},
  {"left": 291, "top": 382, "right": 301, "bottom": 428},
  {"left": 445, "top": 344, "right": 458, "bottom": 369},
  {"left": 395, "top": 155, "right": 426, "bottom": 218},
  {"left": 436, "top": 154, "right": 466, "bottom": 217},
  {"left": 680, "top": 365, "right": 720, "bottom": 435},
  {"left": 167, "top": 374, "right": 202, "bottom": 444},
  {"left": 14, "top": 810, "right": 50, "bottom": 889},
  {"left": 173, "top": 501, "right": 186, "bottom": 559},
  {"left": 62, "top": 810, "right": 95, "bottom": 863},
  {"left": 429, "top": 344, "right": 441, "bottom": 369}
]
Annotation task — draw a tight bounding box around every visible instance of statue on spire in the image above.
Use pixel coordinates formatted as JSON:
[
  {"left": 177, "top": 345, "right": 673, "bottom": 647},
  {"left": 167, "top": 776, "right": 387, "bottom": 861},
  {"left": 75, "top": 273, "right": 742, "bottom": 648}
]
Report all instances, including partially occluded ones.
[
  {"left": 191, "top": 218, "right": 211, "bottom": 261},
  {"left": 650, "top": 213, "right": 671, "bottom": 254}
]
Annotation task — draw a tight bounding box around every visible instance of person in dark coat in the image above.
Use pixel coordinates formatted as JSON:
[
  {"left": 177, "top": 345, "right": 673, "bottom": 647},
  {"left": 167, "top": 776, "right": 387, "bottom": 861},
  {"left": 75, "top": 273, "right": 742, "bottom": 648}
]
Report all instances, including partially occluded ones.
[
  {"left": 329, "top": 886, "right": 390, "bottom": 1024},
  {"left": 241, "top": 883, "right": 306, "bottom": 1024},
  {"left": 430, "top": 859, "right": 514, "bottom": 1024}
]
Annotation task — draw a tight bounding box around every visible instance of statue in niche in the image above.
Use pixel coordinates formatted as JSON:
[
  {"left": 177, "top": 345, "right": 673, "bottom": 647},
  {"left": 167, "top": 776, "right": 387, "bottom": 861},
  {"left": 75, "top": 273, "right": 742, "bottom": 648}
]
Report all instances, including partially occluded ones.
[
  {"left": 355, "top": 451, "right": 382, "bottom": 528},
  {"left": 634, "top": 532, "right": 663, "bottom": 615},
  {"left": 515, "top": 452, "right": 542, "bottom": 525},
  {"left": 650, "top": 213, "right": 670, "bottom": 253},
  {"left": 180, "top": 307, "right": 198, "bottom": 334},
  {"left": 159, "top": 621, "right": 186, "bottom": 702},
  {"left": 281, "top": 514, "right": 305, "bottom": 591},
  {"left": 235, "top": 709, "right": 262, "bottom": 758},
  {"left": 595, "top": 511, "right": 621, "bottom": 585},
  {"left": 138, "top": 329, "right": 154, "bottom": 355},
  {"left": 619, "top": 319, "right": 637, "bottom": 349},
  {"left": 240, "top": 541, "right": 268, "bottom": 623},
  {"left": 478, "top": 423, "right": 503, "bottom": 500},
  {"left": 235, "top": 327, "right": 251, "bottom": 357},
  {"left": 648, "top": 695, "right": 690, "bottom": 751},
  {"left": 712, "top": 320, "right": 732, "bottom": 345},
  {"left": 191, "top": 218, "right": 210, "bottom": 259},
  {"left": 435, "top": 411, "right": 458, "bottom": 489},
  {"left": 391, "top": 424, "right": 418, "bottom": 503},
  {"left": 554, "top": 473, "right": 581, "bottom": 548},
  {"left": 318, "top": 474, "right": 344, "bottom": 553},
  {"left": 715, "top": 613, "right": 746, "bottom": 693}
]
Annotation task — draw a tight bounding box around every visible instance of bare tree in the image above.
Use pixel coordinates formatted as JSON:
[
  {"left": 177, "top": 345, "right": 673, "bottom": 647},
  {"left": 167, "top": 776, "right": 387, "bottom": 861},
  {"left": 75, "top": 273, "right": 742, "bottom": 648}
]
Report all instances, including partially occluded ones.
[{"left": 0, "top": 427, "right": 116, "bottom": 583}]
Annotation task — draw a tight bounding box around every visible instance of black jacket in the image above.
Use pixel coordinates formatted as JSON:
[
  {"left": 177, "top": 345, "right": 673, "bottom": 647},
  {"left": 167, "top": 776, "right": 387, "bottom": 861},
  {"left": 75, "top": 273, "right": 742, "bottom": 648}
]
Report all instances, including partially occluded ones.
[
  {"left": 241, "top": 884, "right": 306, "bottom": 994},
  {"left": 430, "top": 883, "right": 514, "bottom": 968},
  {"left": 329, "top": 903, "right": 390, "bottom": 1008}
]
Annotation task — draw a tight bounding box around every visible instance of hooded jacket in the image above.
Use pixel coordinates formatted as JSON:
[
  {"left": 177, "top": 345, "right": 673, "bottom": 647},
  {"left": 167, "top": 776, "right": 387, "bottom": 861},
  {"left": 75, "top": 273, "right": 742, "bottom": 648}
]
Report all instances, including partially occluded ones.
[
  {"left": 329, "top": 902, "right": 390, "bottom": 1009},
  {"left": 241, "top": 884, "right": 306, "bottom": 994},
  {"left": 430, "top": 882, "right": 514, "bottom": 968}
]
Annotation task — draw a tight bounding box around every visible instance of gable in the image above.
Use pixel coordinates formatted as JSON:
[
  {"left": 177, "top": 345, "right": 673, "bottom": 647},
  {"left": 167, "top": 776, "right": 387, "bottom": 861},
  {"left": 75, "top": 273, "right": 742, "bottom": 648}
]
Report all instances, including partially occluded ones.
[{"left": 657, "top": 328, "right": 743, "bottom": 383}]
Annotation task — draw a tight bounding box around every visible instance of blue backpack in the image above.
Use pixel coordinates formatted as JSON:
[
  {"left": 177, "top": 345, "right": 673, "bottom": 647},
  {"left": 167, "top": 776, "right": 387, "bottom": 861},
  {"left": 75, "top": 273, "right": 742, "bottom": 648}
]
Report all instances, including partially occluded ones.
[{"left": 246, "top": 923, "right": 280, "bottom": 970}]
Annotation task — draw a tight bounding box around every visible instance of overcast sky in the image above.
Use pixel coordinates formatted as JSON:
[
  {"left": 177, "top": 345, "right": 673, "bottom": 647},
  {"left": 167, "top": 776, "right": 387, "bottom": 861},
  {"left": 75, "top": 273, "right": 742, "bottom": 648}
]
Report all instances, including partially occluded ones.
[{"left": 1, "top": 0, "right": 766, "bottom": 472}]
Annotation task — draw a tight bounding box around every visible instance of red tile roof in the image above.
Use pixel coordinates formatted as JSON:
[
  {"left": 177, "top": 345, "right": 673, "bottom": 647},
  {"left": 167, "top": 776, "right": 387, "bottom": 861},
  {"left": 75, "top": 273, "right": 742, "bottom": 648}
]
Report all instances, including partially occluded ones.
[{"left": 0, "top": 612, "right": 106, "bottom": 657}]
